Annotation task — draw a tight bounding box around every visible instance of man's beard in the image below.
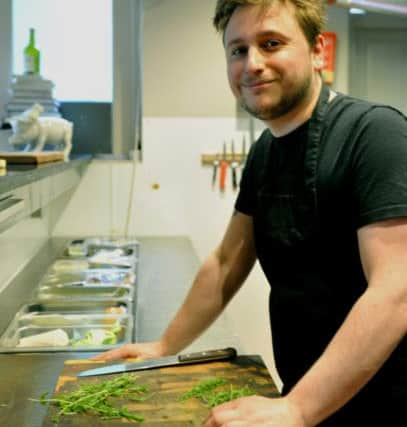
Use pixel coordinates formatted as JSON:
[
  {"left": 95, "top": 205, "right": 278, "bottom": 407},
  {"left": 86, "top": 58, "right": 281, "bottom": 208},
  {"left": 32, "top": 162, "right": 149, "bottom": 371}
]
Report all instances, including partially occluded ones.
[{"left": 239, "top": 74, "right": 312, "bottom": 121}]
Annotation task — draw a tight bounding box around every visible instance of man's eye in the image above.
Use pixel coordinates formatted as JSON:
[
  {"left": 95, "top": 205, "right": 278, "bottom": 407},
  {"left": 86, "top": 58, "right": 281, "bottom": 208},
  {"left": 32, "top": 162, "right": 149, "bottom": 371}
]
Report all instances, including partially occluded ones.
[
  {"left": 263, "top": 39, "right": 280, "bottom": 49},
  {"left": 230, "top": 47, "right": 247, "bottom": 57}
]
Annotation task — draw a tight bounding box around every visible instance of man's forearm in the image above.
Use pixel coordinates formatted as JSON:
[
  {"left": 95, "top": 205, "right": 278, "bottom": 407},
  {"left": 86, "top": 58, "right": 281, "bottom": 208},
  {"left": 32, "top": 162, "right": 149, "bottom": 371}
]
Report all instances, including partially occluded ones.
[
  {"left": 158, "top": 212, "right": 256, "bottom": 356},
  {"left": 287, "top": 286, "right": 407, "bottom": 426}
]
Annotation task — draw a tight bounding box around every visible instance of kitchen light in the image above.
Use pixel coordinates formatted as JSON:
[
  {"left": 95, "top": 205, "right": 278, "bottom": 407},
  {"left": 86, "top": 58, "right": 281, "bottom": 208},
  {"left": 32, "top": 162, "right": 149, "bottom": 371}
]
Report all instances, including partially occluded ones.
[
  {"left": 349, "top": 7, "right": 367, "bottom": 13},
  {"left": 335, "top": 0, "right": 407, "bottom": 15}
]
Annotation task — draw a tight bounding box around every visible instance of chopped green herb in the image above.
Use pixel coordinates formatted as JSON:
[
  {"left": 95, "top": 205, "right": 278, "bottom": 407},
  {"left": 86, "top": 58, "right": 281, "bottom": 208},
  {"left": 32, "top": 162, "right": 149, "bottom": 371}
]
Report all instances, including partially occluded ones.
[
  {"left": 30, "top": 374, "right": 149, "bottom": 423},
  {"left": 180, "top": 378, "right": 227, "bottom": 402},
  {"left": 180, "top": 378, "right": 255, "bottom": 407},
  {"left": 204, "top": 385, "right": 255, "bottom": 407}
]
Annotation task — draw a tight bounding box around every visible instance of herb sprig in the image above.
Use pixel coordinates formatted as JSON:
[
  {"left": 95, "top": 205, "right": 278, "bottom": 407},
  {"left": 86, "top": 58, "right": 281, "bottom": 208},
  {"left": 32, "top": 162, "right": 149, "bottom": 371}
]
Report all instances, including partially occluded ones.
[
  {"left": 180, "top": 377, "right": 255, "bottom": 407},
  {"left": 30, "top": 374, "right": 149, "bottom": 423}
]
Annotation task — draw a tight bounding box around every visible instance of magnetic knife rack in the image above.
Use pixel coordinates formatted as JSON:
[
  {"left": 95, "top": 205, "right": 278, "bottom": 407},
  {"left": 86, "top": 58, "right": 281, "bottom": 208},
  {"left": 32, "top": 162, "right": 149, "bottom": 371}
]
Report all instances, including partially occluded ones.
[{"left": 201, "top": 153, "right": 245, "bottom": 165}]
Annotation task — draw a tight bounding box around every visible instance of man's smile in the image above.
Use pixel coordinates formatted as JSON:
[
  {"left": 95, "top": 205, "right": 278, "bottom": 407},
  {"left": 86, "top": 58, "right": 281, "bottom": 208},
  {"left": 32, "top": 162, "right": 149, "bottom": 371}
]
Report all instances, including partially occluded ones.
[{"left": 241, "top": 79, "right": 276, "bottom": 91}]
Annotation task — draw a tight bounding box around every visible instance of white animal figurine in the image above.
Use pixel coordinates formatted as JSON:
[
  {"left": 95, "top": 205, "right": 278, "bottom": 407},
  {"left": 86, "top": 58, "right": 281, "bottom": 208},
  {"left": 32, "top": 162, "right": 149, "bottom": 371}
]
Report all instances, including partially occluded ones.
[{"left": 7, "top": 103, "right": 73, "bottom": 161}]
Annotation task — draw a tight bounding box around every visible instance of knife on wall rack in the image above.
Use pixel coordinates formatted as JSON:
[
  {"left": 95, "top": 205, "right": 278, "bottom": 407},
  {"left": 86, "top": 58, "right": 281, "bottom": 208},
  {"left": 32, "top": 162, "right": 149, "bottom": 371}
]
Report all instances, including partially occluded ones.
[
  {"left": 219, "top": 142, "right": 228, "bottom": 192},
  {"left": 231, "top": 139, "right": 238, "bottom": 191}
]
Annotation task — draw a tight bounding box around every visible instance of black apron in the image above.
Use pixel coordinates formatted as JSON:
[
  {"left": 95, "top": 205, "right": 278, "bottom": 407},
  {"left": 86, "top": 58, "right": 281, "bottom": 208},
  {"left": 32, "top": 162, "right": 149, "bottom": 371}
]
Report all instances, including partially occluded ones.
[{"left": 252, "top": 85, "right": 406, "bottom": 426}]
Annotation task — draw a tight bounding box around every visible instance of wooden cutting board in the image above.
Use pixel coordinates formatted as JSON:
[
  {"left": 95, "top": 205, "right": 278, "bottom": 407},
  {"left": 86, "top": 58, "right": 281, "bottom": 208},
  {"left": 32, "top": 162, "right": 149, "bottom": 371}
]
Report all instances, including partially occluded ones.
[
  {"left": 42, "top": 355, "right": 280, "bottom": 426},
  {"left": 0, "top": 151, "right": 64, "bottom": 164}
]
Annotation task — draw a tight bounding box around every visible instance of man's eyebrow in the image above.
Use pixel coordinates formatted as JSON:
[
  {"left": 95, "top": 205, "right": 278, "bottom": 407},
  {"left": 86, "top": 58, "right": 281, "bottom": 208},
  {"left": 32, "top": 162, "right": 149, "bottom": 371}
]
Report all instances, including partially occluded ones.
[
  {"left": 225, "top": 37, "right": 245, "bottom": 49},
  {"left": 225, "top": 30, "right": 289, "bottom": 48}
]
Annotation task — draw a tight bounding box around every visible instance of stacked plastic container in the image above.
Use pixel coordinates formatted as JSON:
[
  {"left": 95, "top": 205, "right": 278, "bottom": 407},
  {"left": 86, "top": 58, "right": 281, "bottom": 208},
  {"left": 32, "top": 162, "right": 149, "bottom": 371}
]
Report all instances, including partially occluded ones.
[{"left": 0, "top": 237, "right": 140, "bottom": 353}]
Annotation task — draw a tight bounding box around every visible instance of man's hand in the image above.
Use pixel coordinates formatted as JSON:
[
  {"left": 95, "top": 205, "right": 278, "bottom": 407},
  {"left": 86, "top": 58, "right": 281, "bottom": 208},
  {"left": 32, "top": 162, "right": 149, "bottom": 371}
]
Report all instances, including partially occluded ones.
[
  {"left": 202, "top": 396, "right": 307, "bottom": 427},
  {"left": 91, "top": 340, "right": 166, "bottom": 362}
]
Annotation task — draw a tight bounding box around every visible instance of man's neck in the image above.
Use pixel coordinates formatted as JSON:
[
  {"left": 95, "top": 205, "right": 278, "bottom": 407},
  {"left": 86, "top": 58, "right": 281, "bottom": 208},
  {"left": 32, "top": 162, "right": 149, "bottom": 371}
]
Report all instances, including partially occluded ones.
[{"left": 265, "top": 76, "right": 323, "bottom": 138}]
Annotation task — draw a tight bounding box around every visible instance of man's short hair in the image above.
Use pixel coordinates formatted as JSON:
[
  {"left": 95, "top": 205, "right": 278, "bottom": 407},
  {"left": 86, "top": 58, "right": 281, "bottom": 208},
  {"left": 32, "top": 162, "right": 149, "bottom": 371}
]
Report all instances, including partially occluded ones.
[{"left": 213, "top": 0, "right": 326, "bottom": 47}]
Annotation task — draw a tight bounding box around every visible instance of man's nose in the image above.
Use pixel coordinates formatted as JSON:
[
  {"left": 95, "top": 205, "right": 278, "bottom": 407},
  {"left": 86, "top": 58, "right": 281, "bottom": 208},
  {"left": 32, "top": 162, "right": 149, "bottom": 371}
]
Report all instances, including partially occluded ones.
[{"left": 245, "top": 47, "right": 265, "bottom": 73}]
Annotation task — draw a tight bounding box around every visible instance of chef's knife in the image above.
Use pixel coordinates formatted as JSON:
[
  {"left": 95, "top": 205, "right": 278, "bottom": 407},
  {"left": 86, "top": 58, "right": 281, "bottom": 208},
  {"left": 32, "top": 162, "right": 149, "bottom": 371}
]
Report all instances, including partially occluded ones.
[
  {"left": 230, "top": 139, "right": 238, "bottom": 191},
  {"left": 212, "top": 152, "right": 219, "bottom": 187},
  {"left": 241, "top": 135, "right": 247, "bottom": 167},
  {"left": 77, "top": 347, "right": 237, "bottom": 377}
]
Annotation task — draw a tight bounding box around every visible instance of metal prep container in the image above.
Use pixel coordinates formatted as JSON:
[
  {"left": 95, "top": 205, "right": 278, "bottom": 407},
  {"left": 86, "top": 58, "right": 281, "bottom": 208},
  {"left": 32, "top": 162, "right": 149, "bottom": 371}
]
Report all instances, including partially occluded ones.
[
  {"left": 65, "top": 237, "right": 140, "bottom": 259},
  {"left": 64, "top": 242, "right": 137, "bottom": 260},
  {"left": 40, "top": 268, "right": 136, "bottom": 287},
  {"left": 64, "top": 239, "right": 89, "bottom": 257},
  {"left": 16, "top": 299, "right": 132, "bottom": 315},
  {"left": 87, "top": 250, "right": 137, "bottom": 270},
  {"left": 13, "top": 300, "right": 131, "bottom": 316},
  {"left": 50, "top": 255, "right": 136, "bottom": 272},
  {"left": 13, "top": 312, "right": 127, "bottom": 328},
  {"left": 0, "top": 311, "right": 133, "bottom": 352},
  {"left": 86, "top": 236, "right": 140, "bottom": 258},
  {"left": 35, "top": 282, "right": 134, "bottom": 302}
]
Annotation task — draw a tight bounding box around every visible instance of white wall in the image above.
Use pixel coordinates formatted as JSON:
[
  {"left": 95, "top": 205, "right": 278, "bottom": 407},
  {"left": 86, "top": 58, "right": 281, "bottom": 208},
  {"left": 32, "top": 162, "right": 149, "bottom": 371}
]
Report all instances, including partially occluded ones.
[{"left": 143, "top": 0, "right": 235, "bottom": 117}]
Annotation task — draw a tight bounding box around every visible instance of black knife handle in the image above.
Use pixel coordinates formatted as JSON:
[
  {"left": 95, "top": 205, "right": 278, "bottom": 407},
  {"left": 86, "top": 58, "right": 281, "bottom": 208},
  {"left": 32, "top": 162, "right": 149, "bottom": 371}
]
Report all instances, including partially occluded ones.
[
  {"left": 232, "top": 165, "right": 238, "bottom": 190},
  {"left": 178, "top": 347, "right": 237, "bottom": 363}
]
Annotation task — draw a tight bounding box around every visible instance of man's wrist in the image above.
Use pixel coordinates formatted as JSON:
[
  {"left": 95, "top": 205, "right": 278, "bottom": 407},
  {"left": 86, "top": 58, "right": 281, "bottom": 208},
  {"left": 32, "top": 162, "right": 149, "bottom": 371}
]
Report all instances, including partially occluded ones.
[
  {"left": 158, "top": 335, "right": 184, "bottom": 356},
  {"left": 285, "top": 392, "right": 315, "bottom": 427}
]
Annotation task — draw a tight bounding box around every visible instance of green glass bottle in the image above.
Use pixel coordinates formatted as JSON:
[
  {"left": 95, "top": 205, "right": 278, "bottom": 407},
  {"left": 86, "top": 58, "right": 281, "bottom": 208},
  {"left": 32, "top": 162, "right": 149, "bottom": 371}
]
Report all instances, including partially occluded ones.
[{"left": 23, "top": 28, "right": 40, "bottom": 75}]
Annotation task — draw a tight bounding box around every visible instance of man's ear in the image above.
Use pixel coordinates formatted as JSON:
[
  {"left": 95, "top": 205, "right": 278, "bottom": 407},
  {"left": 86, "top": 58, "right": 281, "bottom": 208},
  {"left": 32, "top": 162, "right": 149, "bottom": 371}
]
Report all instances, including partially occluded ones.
[{"left": 312, "top": 34, "right": 325, "bottom": 71}]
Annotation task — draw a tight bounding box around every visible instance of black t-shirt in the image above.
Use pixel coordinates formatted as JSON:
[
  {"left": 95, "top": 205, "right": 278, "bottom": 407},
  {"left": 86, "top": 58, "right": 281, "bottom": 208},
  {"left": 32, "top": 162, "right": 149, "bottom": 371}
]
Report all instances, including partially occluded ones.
[
  {"left": 237, "top": 103, "right": 407, "bottom": 227},
  {"left": 235, "top": 94, "right": 407, "bottom": 425}
]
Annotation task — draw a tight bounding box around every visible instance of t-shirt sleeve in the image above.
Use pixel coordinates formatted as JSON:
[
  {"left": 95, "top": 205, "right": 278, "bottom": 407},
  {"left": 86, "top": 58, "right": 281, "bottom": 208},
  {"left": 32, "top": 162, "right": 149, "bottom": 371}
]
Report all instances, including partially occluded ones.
[{"left": 351, "top": 106, "right": 407, "bottom": 227}]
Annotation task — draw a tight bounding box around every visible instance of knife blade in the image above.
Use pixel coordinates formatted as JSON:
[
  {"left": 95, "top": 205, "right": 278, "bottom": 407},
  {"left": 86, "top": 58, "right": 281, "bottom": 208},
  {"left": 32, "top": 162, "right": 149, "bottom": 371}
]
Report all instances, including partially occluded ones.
[
  {"left": 77, "top": 347, "right": 237, "bottom": 377},
  {"left": 212, "top": 152, "right": 219, "bottom": 187}
]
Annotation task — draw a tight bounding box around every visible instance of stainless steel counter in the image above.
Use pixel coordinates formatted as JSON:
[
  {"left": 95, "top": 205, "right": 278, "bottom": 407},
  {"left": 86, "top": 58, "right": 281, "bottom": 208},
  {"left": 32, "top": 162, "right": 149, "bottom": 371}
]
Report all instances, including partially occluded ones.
[
  {"left": 0, "top": 155, "right": 91, "bottom": 195},
  {"left": 0, "top": 236, "right": 240, "bottom": 426}
]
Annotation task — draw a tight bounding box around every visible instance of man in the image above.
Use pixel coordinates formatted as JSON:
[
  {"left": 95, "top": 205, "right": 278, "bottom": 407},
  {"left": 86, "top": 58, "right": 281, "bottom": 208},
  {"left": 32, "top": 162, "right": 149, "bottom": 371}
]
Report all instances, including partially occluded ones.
[{"left": 96, "top": 1, "right": 407, "bottom": 425}]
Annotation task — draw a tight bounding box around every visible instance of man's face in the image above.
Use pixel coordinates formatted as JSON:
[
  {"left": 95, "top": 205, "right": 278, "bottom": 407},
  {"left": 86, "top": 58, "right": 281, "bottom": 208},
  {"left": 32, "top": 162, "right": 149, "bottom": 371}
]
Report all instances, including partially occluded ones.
[{"left": 224, "top": 2, "right": 323, "bottom": 122}]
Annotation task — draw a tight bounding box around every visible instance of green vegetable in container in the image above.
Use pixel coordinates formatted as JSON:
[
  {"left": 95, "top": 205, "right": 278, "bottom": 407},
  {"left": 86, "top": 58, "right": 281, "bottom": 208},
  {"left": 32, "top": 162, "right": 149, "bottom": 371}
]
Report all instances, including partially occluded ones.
[{"left": 70, "top": 326, "right": 121, "bottom": 346}]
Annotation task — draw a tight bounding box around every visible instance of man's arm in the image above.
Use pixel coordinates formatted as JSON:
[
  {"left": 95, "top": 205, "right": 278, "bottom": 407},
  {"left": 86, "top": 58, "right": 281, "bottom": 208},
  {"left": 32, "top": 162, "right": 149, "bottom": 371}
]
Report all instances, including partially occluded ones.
[
  {"left": 94, "top": 211, "right": 256, "bottom": 361},
  {"left": 287, "top": 218, "right": 407, "bottom": 425},
  {"left": 204, "top": 218, "right": 407, "bottom": 427}
]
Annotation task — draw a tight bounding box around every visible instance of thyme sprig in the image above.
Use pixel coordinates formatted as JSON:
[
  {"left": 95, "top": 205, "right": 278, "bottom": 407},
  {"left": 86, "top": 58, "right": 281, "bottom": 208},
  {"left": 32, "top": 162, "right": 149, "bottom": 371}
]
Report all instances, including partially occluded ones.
[
  {"left": 179, "top": 377, "right": 227, "bottom": 402},
  {"left": 30, "top": 374, "right": 149, "bottom": 423},
  {"left": 180, "top": 377, "right": 255, "bottom": 408}
]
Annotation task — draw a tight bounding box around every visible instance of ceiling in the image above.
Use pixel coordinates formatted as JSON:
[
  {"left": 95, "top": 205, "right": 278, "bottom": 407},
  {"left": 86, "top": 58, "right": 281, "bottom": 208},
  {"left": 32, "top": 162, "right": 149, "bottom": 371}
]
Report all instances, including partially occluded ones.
[{"left": 335, "top": 0, "right": 407, "bottom": 15}]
